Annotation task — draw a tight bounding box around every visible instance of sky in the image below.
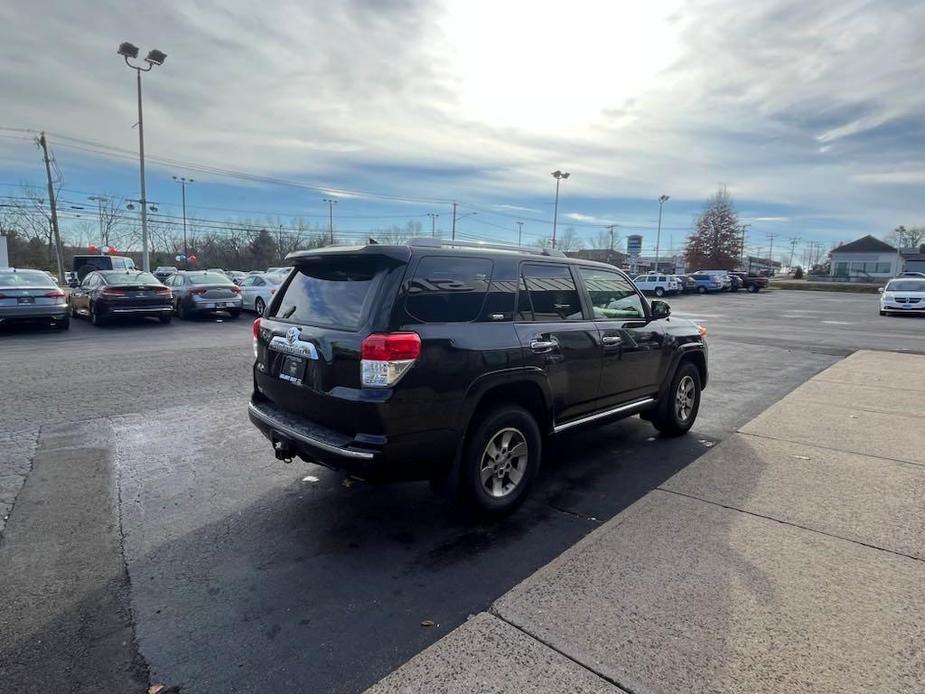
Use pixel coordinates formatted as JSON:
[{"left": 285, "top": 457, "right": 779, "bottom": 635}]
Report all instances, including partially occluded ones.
[{"left": 1, "top": 0, "right": 924, "bottom": 262}]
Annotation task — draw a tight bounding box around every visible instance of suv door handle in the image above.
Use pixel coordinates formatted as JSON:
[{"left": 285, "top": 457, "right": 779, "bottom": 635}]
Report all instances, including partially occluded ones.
[
  {"left": 530, "top": 339, "right": 557, "bottom": 353},
  {"left": 601, "top": 335, "right": 622, "bottom": 345}
]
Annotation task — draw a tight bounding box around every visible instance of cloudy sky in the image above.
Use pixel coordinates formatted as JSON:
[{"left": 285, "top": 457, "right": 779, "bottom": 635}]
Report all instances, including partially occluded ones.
[{"left": 1, "top": 0, "right": 924, "bottom": 258}]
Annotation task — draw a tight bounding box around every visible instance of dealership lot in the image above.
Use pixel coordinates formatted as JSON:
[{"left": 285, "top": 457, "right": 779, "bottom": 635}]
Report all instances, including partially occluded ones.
[{"left": 0, "top": 290, "right": 921, "bottom": 693}]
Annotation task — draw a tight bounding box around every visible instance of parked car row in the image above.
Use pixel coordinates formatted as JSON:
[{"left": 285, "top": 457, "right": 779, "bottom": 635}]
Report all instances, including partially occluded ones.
[
  {"left": 632, "top": 270, "right": 767, "bottom": 296},
  {"left": 1, "top": 266, "right": 288, "bottom": 331}
]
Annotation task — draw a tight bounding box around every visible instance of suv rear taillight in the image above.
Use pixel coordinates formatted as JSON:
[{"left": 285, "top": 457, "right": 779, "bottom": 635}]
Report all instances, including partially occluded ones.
[
  {"left": 361, "top": 332, "right": 421, "bottom": 387},
  {"left": 44, "top": 289, "right": 65, "bottom": 299},
  {"left": 252, "top": 318, "right": 261, "bottom": 358}
]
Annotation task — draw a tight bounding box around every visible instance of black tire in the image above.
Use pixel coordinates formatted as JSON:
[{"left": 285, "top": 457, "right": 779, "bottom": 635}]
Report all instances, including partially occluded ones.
[
  {"left": 56, "top": 317, "right": 70, "bottom": 330},
  {"left": 228, "top": 310, "right": 241, "bottom": 319},
  {"left": 159, "top": 314, "right": 172, "bottom": 324},
  {"left": 177, "top": 299, "right": 188, "bottom": 320},
  {"left": 748, "top": 284, "right": 759, "bottom": 293},
  {"left": 90, "top": 303, "right": 104, "bottom": 326},
  {"left": 697, "top": 286, "right": 706, "bottom": 294},
  {"left": 456, "top": 405, "right": 541, "bottom": 517},
  {"left": 880, "top": 310, "right": 888, "bottom": 316},
  {"left": 255, "top": 297, "right": 266, "bottom": 316},
  {"left": 655, "top": 286, "right": 665, "bottom": 297},
  {"left": 651, "top": 361, "right": 701, "bottom": 437}
]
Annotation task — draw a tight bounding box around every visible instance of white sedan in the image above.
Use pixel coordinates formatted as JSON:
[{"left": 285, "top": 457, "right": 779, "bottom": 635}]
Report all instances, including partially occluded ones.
[
  {"left": 880, "top": 278, "right": 925, "bottom": 316},
  {"left": 240, "top": 272, "right": 284, "bottom": 316}
]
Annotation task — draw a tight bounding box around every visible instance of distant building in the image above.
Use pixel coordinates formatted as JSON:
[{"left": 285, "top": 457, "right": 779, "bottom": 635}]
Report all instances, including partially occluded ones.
[
  {"left": 829, "top": 235, "right": 901, "bottom": 280},
  {"left": 745, "top": 256, "right": 782, "bottom": 275}
]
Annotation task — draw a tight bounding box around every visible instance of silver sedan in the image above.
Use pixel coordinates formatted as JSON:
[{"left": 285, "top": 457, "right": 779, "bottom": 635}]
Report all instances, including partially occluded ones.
[
  {"left": 239, "top": 272, "right": 284, "bottom": 316},
  {"left": 0, "top": 268, "right": 69, "bottom": 329},
  {"left": 163, "top": 270, "right": 243, "bottom": 319}
]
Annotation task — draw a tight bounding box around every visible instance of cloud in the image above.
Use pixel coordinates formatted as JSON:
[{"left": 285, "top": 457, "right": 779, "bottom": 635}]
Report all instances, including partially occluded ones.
[{"left": 0, "top": 0, "right": 924, "bottom": 236}]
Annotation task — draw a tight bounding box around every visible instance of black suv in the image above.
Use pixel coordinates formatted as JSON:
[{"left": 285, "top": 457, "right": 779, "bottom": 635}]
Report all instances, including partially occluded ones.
[{"left": 249, "top": 239, "right": 708, "bottom": 514}]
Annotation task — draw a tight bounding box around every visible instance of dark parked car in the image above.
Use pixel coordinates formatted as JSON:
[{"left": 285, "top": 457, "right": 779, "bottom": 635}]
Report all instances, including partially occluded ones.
[
  {"left": 70, "top": 254, "right": 136, "bottom": 285},
  {"left": 675, "top": 274, "right": 698, "bottom": 293},
  {"left": 248, "top": 239, "right": 708, "bottom": 515},
  {"left": 68, "top": 270, "right": 172, "bottom": 325},
  {"left": 164, "top": 270, "right": 243, "bottom": 319},
  {"left": 0, "top": 268, "right": 69, "bottom": 329},
  {"left": 729, "top": 272, "right": 768, "bottom": 293}
]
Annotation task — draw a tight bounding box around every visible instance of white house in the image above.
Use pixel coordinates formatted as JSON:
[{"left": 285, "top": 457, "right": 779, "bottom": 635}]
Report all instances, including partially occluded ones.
[{"left": 829, "top": 235, "right": 901, "bottom": 280}]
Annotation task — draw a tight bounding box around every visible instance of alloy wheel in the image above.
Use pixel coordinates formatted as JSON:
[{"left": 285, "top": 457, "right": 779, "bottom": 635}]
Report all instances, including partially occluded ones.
[
  {"left": 675, "top": 374, "right": 696, "bottom": 422},
  {"left": 479, "top": 427, "right": 528, "bottom": 498}
]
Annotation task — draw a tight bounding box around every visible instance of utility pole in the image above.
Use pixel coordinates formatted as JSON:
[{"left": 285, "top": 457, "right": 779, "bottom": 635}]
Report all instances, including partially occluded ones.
[
  {"left": 765, "top": 232, "right": 778, "bottom": 270},
  {"left": 37, "top": 132, "right": 65, "bottom": 284},
  {"left": 516, "top": 221, "right": 524, "bottom": 247},
  {"left": 323, "top": 198, "right": 337, "bottom": 245},
  {"left": 654, "top": 194, "right": 669, "bottom": 271},
  {"left": 172, "top": 176, "right": 193, "bottom": 262},
  {"left": 740, "top": 223, "right": 751, "bottom": 269},
  {"left": 427, "top": 213, "right": 439, "bottom": 238},
  {"left": 451, "top": 201, "right": 458, "bottom": 241},
  {"left": 606, "top": 224, "right": 618, "bottom": 252},
  {"left": 788, "top": 237, "right": 800, "bottom": 269}
]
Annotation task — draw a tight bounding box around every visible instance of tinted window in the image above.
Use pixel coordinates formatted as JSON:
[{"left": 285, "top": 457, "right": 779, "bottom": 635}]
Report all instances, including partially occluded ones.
[
  {"left": 519, "top": 263, "right": 583, "bottom": 321},
  {"left": 405, "top": 256, "right": 493, "bottom": 323},
  {"left": 580, "top": 267, "right": 645, "bottom": 320},
  {"left": 271, "top": 259, "right": 382, "bottom": 329},
  {"left": 100, "top": 271, "right": 160, "bottom": 284}
]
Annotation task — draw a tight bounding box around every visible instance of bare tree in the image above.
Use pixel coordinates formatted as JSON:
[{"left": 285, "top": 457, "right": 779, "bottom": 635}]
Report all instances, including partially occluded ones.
[
  {"left": 557, "top": 227, "right": 583, "bottom": 252},
  {"left": 588, "top": 228, "right": 620, "bottom": 250},
  {"left": 886, "top": 225, "right": 925, "bottom": 249}
]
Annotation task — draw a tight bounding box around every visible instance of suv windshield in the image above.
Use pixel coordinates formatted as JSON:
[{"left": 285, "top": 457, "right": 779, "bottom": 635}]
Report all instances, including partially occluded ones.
[
  {"left": 886, "top": 280, "right": 925, "bottom": 292},
  {"left": 271, "top": 259, "right": 382, "bottom": 328}
]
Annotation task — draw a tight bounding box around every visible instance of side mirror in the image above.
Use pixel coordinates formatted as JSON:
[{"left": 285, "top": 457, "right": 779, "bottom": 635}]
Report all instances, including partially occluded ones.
[
  {"left": 651, "top": 299, "right": 671, "bottom": 319},
  {"left": 877, "top": 287, "right": 884, "bottom": 294}
]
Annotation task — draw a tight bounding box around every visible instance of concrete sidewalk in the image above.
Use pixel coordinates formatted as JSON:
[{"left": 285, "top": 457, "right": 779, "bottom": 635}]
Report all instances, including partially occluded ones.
[{"left": 368, "top": 350, "right": 925, "bottom": 694}]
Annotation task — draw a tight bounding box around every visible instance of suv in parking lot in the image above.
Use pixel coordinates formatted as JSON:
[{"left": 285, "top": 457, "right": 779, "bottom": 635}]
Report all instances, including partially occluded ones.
[
  {"left": 632, "top": 273, "right": 681, "bottom": 296},
  {"left": 249, "top": 240, "right": 708, "bottom": 514}
]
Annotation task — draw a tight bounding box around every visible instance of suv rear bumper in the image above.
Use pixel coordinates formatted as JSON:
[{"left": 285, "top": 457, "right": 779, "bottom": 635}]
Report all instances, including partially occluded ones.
[{"left": 248, "top": 398, "right": 456, "bottom": 481}]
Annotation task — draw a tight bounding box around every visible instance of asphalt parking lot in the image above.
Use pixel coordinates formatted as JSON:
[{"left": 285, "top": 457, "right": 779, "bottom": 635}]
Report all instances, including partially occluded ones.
[{"left": 0, "top": 290, "right": 920, "bottom": 693}]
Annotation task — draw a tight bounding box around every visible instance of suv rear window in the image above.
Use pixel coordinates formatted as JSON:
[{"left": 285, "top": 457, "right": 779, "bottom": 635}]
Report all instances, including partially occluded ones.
[
  {"left": 517, "top": 263, "right": 583, "bottom": 321},
  {"left": 272, "top": 259, "right": 381, "bottom": 329},
  {"left": 405, "top": 256, "right": 493, "bottom": 323}
]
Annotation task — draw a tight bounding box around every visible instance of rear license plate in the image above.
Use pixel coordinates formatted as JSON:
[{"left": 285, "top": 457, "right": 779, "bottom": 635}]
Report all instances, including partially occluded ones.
[
  {"left": 18, "top": 296, "right": 34, "bottom": 304},
  {"left": 279, "top": 355, "right": 305, "bottom": 384}
]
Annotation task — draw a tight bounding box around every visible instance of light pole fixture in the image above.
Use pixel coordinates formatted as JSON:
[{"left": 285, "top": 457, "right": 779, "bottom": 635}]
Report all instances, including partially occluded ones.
[
  {"left": 654, "top": 194, "right": 669, "bottom": 271},
  {"left": 118, "top": 41, "right": 167, "bottom": 272},
  {"left": 550, "top": 170, "right": 570, "bottom": 249},
  {"left": 323, "top": 198, "right": 338, "bottom": 245},
  {"left": 172, "top": 176, "right": 194, "bottom": 262},
  {"left": 426, "top": 212, "right": 439, "bottom": 238}
]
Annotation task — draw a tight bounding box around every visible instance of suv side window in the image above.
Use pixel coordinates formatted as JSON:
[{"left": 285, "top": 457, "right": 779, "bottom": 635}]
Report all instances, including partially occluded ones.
[
  {"left": 405, "top": 256, "right": 493, "bottom": 323},
  {"left": 518, "top": 263, "right": 583, "bottom": 321},
  {"left": 579, "top": 267, "right": 645, "bottom": 320}
]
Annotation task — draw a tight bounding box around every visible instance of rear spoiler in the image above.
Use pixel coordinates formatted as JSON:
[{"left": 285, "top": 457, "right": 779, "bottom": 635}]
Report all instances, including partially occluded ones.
[{"left": 286, "top": 245, "right": 411, "bottom": 263}]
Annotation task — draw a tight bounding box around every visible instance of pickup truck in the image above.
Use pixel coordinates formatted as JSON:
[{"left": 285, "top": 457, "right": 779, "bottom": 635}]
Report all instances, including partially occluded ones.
[{"left": 730, "top": 272, "right": 768, "bottom": 293}]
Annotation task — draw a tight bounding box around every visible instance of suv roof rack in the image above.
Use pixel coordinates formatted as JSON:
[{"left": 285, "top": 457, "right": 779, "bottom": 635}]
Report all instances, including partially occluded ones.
[{"left": 406, "top": 237, "right": 566, "bottom": 258}]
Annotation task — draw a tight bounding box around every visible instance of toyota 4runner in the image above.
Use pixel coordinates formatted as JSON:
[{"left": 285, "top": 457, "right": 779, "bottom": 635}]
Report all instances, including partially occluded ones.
[{"left": 249, "top": 239, "right": 708, "bottom": 515}]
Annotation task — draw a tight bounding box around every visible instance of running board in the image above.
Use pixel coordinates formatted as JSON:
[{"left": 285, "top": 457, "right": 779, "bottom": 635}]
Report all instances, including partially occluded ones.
[{"left": 552, "top": 397, "right": 656, "bottom": 434}]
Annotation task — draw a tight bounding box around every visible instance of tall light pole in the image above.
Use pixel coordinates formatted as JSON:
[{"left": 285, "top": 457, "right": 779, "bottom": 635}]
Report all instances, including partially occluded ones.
[
  {"left": 654, "top": 194, "right": 669, "bottom": 272},
  {"left": 172, "top": 176, "right": 193, "bottom": 262},
  {"left": 323, "top": 198, "right": 337, "bottom": 245},
  {"left": 88, "top": 195, "right": 108, "bottom": 246},
  {"left": 740, "top": 223, "right": 751, "bottom": 269},
  {"left": 118, "top": 42, "right": 166, "bottom": 272},
  {"left": 516, "top": 221, "right": 524, "bottom": 247},
  {"left": 550, "top": 170, "right": 570, "bottom": 249},
  {"left": 426, "top": 213, "right": 439, "bottom": 238}
]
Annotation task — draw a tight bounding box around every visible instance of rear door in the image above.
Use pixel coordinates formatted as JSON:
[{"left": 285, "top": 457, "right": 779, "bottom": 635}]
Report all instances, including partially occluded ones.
[
  {"left": 513, "top": 262, "right": 601, "bottom": 423},
  {"left": 578, "top": 266, "right": 666, "bottom": 405},
  {"left": 255, "top": 253, "right": 403, "bottom": 437}
]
